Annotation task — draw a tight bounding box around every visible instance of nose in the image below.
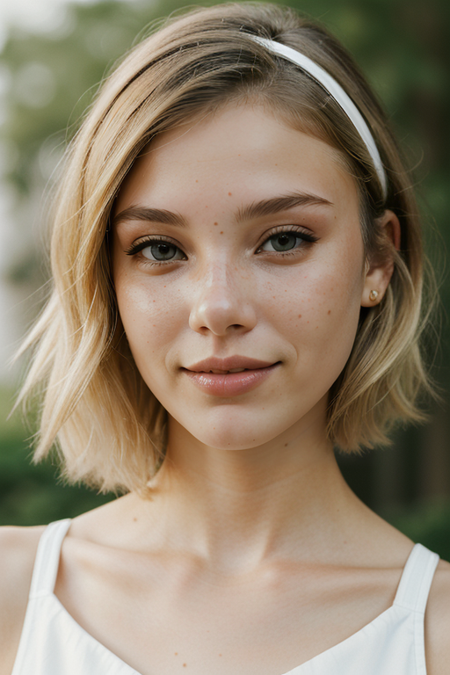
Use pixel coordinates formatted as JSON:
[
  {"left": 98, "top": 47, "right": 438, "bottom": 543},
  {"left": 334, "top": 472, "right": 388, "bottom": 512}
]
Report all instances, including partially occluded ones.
[{"left": 188, "top": 262, "right": 257, "bottom": 336}]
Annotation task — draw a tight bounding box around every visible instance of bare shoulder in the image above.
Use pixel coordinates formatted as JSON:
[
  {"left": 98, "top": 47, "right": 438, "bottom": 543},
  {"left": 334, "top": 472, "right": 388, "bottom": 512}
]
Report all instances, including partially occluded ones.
[
  {"left": 425, "top": 557, "right": 450, "bottom": 675},
  {"left": 0, "top": 525, "right": 46, "bottom": 675}
]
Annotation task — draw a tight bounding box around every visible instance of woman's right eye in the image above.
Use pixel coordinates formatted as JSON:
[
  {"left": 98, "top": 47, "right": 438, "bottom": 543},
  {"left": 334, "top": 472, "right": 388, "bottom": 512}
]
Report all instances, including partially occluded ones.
[
  {"left": 126, "top": 239, "right": 186, "bottom": 263},
  {"left": 142, "top": 241, "right": 185, "bottom": 262}
]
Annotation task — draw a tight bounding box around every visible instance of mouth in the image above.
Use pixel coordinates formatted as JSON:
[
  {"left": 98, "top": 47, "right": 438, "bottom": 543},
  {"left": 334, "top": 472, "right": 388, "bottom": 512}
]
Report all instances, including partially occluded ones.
[
  {"left": 189, "top": 367, "right": 264, "bottom": 374},
  {"left": 183, "top": 356, "right": 279, "bottom": 373},
  {"left": 181, "top": 358, "right": 281, "bottom": 397}
]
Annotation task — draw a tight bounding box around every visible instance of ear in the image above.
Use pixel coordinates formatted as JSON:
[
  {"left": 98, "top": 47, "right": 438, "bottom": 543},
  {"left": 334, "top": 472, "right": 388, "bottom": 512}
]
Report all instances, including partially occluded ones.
[{"left": 361, "top": 210, "right": 401, "bottom": 308}]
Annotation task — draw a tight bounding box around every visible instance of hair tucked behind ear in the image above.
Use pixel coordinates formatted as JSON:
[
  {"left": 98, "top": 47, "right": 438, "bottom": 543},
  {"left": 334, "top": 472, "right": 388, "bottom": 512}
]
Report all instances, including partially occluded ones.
[
  {"left": 16, "top": 2, "right": 436, "bottom": 493},
  {"left": 327, "top": 231, "right": 435, "bottom": 451}
]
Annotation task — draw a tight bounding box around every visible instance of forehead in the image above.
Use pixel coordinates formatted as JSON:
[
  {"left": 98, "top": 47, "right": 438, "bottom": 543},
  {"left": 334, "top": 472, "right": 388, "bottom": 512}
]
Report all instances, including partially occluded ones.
[{"left": 114, "top": 103, "right": 359, "bottom": 216}]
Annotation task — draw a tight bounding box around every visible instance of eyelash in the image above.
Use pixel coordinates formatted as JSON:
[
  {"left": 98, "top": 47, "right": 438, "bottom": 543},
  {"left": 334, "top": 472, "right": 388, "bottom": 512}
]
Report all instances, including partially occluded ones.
[{"left": 125, "top": 226, "right": 318, "bottom": 266}]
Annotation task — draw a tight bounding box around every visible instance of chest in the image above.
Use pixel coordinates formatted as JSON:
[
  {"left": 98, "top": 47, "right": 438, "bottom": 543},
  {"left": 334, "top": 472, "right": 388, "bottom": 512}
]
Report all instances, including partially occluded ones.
[{"left": 54, "top": 549, "right": 400, "bottom": 675}]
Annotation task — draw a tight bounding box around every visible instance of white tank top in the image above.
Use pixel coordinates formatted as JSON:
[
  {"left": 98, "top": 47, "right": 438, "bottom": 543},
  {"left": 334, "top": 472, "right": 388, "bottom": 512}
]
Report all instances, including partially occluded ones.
[{"left": 12, "top": 518, "right": 440, "bottom": 675}]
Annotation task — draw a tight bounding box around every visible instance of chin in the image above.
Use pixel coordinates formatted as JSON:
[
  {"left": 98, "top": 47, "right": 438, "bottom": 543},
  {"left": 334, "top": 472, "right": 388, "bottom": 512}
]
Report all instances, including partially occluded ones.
[{"left": 177, "top": 409, "right": 294, "bottom": 451}]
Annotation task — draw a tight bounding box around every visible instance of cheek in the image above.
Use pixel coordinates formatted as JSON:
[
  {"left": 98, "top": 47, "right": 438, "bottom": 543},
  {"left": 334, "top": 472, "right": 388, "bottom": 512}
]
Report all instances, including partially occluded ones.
[
  {"left": 260, "top": 253, "right": 364, "bottom": 379},
  {"left": 262, "top": 265, "right": 362, "bottom": 332},
  {"left": 115, "top": 274, "right": 184, "bottom": 369}
]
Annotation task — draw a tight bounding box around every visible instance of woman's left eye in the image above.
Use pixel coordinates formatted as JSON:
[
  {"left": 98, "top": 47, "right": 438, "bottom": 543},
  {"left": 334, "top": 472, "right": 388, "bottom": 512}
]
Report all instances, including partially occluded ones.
[{"left": 257, "top": 230, "right": 316, "bottom": 254}]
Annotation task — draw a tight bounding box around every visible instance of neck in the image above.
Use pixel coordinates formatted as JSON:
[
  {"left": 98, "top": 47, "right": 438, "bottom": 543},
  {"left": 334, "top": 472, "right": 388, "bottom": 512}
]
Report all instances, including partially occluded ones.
[{"left": 127, "top": 413, "right": 363, "bottom": 573}]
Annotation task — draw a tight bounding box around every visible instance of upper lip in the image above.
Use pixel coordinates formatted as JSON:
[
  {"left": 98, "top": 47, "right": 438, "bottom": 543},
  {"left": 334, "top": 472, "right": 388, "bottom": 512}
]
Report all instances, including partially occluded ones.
[{"left": 184, "top": 356, "right": 278, "bottom": 372}]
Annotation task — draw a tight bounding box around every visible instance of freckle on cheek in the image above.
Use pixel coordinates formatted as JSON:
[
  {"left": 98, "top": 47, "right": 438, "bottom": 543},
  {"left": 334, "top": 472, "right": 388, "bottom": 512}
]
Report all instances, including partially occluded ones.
[
  {"left": 214, "top": 222, "right": 218, "bottom": 226},
  {"left": 228, "top": 192, "right": 232, "bottom": 196},
  {"left": 298, "top": 314, "right": 302, "bottom": 318},
  {"left": 328, "top": 310, "right": 331, "bottom": 315}
]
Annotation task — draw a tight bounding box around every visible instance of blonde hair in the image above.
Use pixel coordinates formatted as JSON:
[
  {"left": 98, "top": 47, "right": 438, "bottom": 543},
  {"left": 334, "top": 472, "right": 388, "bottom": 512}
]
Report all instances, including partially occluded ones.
[{"left": 18, "top": 2, "right": 435, "bottom": 493}]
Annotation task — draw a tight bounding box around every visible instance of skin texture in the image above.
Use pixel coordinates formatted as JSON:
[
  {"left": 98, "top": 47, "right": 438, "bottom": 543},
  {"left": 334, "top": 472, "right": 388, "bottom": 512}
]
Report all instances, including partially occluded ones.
[
  {"left": 1, "top": 103, "right": 449, "bottom": 675},
  {"left": 112, "top": 103, "right": 392, "bottom": 456}
]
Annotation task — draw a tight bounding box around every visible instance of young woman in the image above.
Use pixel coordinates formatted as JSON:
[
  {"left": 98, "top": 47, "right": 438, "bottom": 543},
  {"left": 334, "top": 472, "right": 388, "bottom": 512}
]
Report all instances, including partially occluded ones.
[{"left": 1, "top": 3, "right": 449, "bottom": 674}]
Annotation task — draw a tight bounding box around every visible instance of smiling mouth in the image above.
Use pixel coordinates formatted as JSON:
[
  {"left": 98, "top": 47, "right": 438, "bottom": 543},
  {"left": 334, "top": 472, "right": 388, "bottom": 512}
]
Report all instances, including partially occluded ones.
[
  {"left": 182, "top": 364, "right": 280, "bottom": 374},
  {"left": 196, "top": 368, "right": 251, "bottom": 374},
  {"left": 184, "top": 356, "right": 279, "bottom": 372},
  {"left": 181, "top": 363, "right": 281, "bottom": 397}
]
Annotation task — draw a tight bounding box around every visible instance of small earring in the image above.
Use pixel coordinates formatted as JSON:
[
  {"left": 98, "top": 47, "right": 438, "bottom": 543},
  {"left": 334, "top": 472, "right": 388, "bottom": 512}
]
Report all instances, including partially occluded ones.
[{"left": 369, "top": 290, "right": 379, "bottom": 302}]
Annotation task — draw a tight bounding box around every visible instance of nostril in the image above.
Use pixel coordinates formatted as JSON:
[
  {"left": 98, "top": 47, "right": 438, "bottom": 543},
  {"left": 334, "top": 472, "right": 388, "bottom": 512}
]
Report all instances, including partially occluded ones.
[{"left": 188, "top": 295, "right": 257, "bottom": 336}]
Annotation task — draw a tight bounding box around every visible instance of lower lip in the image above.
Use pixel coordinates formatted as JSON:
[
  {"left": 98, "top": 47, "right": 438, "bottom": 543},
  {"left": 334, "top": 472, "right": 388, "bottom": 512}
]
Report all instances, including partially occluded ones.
[{"left": 182, "top": 364, "right": 280, "bottom": 397}]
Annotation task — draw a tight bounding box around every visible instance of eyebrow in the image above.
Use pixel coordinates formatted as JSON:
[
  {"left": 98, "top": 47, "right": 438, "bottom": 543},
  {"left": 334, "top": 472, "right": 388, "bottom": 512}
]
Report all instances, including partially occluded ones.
[
  {"left": 235, "top": 192, "right": 333, "bottom": 221},
  {"left": 112, "top": 191, "right": 333, "bottom": 229},
  {"left": 113, "top": 206, "right": 188, "bottom": 228}
]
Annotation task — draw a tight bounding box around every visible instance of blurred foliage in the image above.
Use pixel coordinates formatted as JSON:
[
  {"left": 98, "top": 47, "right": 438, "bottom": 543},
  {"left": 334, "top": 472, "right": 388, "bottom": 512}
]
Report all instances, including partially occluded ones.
[
  {"left": 0, "top": 0, "right": 449, "bottom": 549},
  {"left": 0, "top": 388, "right": 114, "bottom": 526},
  {"left": 387, "top": 500, "right": 450, "bottom": 561}
]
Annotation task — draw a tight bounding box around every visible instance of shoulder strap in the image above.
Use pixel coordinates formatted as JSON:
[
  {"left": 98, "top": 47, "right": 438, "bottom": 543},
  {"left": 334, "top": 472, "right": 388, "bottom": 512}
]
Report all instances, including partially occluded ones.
[
  {"left": 393, "top": 543, "right": 439, "bottom": 613},
  {"left": 29, "top": 519, "right": 72, "bottom": 598}
]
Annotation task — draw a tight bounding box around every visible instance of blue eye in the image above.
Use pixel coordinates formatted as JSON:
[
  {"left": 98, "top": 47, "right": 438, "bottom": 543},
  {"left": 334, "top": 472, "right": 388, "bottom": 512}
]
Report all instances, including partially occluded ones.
[
  {"left": 258, "top": 229, "right": 317, "bottom": 253},
  {"left": 265, "top": 233, "right": 299, "bottom": 252},
  {"left": 126, "top": 238, "right": 186, "bottom": 262},
  {"left": 142, "top": 242, "right": 184, "bottom": 261}
]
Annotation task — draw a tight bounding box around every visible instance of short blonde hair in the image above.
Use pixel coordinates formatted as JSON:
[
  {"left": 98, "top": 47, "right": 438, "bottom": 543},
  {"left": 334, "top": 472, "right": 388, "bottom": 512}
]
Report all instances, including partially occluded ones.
[{"left": 18, "top": 2, "right": 435, "bottom": 493}]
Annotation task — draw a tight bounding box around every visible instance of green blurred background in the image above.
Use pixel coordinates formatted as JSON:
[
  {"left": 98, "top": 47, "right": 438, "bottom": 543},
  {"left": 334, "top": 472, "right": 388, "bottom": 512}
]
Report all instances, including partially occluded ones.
[{"left": 0, "top": 0, "right": 449, "bottom": 558}]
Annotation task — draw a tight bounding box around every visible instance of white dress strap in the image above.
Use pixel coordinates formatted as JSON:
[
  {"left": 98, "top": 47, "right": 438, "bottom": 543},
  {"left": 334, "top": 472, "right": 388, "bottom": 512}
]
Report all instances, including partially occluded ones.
[
  {"left": 393, "top": 543, "right": 439, "bottom": 613},
  {"left": 29, "top": 519, "right": 72, "bottom": 598}
]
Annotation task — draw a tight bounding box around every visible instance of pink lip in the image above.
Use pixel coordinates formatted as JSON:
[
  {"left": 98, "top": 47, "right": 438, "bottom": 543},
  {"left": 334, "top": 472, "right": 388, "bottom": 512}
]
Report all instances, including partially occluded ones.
[
  {"left": 185, "top": 356, "right": 276, "bottom": 372},
  {"left": 182, "top": 356, "right": 280, "bottom": 397}
]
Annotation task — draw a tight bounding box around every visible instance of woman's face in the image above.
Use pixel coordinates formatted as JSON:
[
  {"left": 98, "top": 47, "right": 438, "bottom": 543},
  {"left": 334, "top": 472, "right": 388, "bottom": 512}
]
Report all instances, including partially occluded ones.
[{"left": 112, "top": 104, "right": 375, "bottom": 450}]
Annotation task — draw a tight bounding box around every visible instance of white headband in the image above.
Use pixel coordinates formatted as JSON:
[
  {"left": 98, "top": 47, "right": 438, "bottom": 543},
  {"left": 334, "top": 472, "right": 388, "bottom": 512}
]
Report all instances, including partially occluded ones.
[{"left": 251, "top": 36, "right": 388, "bottom": 200}]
